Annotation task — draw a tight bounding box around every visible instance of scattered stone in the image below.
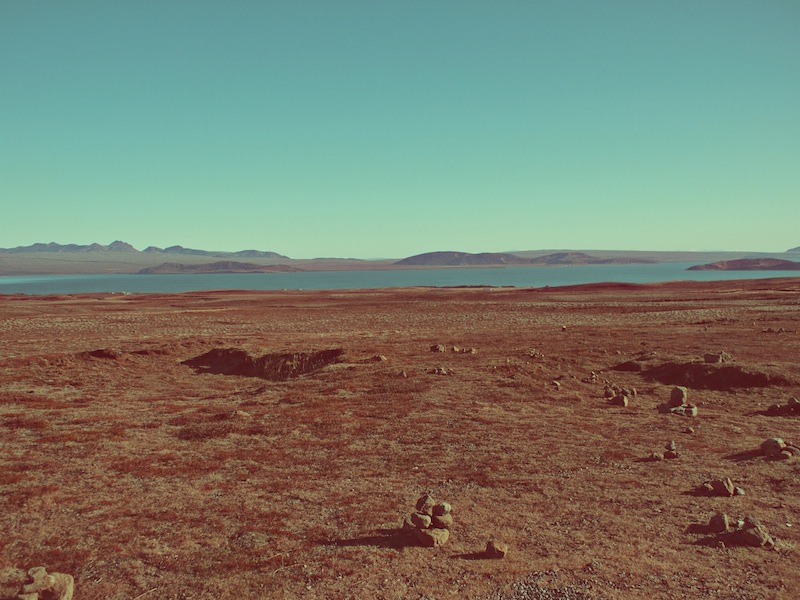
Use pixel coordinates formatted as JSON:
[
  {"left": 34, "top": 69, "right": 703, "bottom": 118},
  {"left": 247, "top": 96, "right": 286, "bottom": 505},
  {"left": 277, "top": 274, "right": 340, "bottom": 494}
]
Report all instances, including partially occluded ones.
[
  {"left": 451, "top": 346, "right": 461, "bottom": 353},
  {"left": 622, "top": 386, "right": 637, "bottom": 398},
  {"left": 399, "top": 370, "right": 408, "bottom": 378},
  {"left": 734, "top": 487, "right": 746, "bottom": 496},
  {"left": 789, "top": 397, "right": 800, "bottom": 410},
  {"left": 372, "top": 355, "right": 388, "bottom": 362},
  {"left": 685, "top": 426, "right": 695, "bottom": 434},
  {"left": 430, "top": 344, "right": 446, "bottom": 353},
  {"left": 429, "top": 367, "right": 451, "bottom": 376},
  {"left": 485, "top": 539, "right": 509, "bottom": 558},
  {"left": 552, "top": 380, "right": 561, "bottom": 390},
  {"left": 666, "top": 440, "right": 677, "bottom": 452},
  {"left": 764, "top": 397, "right": 800, "bottom": 416}
]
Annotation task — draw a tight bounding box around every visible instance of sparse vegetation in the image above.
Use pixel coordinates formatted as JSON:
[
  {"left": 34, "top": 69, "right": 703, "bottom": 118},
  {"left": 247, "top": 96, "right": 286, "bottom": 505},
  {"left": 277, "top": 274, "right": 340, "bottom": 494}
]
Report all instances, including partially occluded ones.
[{"left": 1, "top": 281, "right": 799, "bottom": 598}]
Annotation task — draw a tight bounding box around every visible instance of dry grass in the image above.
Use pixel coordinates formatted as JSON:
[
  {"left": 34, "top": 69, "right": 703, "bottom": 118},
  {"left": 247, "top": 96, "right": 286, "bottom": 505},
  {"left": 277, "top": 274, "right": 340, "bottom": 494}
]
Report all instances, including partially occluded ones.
[{"left": 1, "top": 280, "right": 799, "bottom": 599}]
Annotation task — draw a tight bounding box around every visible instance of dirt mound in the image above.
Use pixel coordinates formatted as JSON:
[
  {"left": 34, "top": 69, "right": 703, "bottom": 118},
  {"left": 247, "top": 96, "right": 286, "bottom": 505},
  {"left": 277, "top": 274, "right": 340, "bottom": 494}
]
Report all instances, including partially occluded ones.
[
  {"left": 643, "top": 361, "right": 793, "bottom": 390},
  {"left": 182, "top": 347, "right": 343, "bottom": 381}
]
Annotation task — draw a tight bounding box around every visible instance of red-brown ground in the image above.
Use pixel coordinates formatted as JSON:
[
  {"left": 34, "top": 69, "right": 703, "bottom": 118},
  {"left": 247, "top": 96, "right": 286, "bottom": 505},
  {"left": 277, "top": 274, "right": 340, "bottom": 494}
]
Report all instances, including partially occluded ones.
[{"left": 1, "top": 279, "right": 799, "bottom": 599}]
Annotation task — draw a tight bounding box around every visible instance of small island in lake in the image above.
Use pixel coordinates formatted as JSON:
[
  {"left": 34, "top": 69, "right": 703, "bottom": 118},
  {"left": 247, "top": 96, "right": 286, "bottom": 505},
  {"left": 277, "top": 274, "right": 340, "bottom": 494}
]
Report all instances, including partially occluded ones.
[{"left": 688, "top": 258, "right": 800, "bottom": 271}]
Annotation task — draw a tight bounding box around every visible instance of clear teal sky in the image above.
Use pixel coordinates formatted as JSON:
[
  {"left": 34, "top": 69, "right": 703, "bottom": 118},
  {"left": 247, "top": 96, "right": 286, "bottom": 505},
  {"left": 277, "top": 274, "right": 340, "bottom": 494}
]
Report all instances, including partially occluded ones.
[{"left": 2, "top": 1, "right": 799, "bottom": 258}]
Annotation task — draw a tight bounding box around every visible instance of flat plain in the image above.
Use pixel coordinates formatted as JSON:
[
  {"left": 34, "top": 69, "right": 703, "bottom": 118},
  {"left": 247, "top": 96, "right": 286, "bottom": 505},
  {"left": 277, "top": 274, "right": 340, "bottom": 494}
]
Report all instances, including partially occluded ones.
[{"left": 1, "top": 279, "right": 799, "bottom": 599}]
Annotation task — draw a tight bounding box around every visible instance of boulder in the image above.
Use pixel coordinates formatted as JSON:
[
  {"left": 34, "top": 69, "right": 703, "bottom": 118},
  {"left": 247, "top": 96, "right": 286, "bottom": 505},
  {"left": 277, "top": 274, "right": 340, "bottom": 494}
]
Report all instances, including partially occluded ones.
[
  {"left": 432, "top": 501, "right": 451, "bottom": 516},
  {"left": 410, "top": 512, "right": 432, "bottom": 529},
  {"left": 415, "top": 494, "right": 436, "bottom": 516},
  {"left": 710, "top": 478, "right": 736, "bottom": 497},
  {"left": 432, "top": 513, "right": 454, "bottom": 529},
  {"left": 669, "top": 386, "right": 688, "bottom": 407}
]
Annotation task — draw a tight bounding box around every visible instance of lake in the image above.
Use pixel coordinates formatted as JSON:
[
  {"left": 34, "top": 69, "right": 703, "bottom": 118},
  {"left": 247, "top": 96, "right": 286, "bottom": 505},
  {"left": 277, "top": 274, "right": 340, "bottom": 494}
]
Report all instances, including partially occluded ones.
[{"left": 1, "top": 263, "right": 798, "bottom": 295}]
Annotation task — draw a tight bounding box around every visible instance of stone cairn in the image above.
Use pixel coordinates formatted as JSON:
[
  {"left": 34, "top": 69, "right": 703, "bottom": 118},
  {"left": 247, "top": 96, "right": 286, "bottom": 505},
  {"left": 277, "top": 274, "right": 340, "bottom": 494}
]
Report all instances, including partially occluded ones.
[
  {"left": 658, "top": 386, "right": 698, "bottom": 417},
  {"left": 761, "top": 437, "right": 800, "bottom": 460},
  {"left": 0, "top": 566, "right": 74, "bottom": 600},
  {"left": 402, "top": 493, "right": 453, "bottom": 547},
  {"left": 765, "top": 397, "right": 800, "bottom": 416},
  {"left": 699, "top": 477, "right": 745, "bottom": 497},
  {"left": 705, "top": 513, "right": 775, "bottom": 548}
]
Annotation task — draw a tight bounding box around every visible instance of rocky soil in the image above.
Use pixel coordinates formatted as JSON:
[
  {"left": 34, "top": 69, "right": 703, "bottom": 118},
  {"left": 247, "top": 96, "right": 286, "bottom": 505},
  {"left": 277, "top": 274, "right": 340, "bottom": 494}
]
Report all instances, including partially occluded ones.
[{"left": 1, "top": 278, "right": 799, "bottom": 599}]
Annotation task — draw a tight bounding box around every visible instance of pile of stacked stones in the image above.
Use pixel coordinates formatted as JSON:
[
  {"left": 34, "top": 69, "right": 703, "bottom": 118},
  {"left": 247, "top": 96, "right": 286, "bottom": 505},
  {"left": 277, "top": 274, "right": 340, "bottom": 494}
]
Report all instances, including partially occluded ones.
[
  {"left": 402, "top": 493, "right": 453, "bottom": 547},
  {"left": 429, "top": 344, "right": 477, "bottom": 354},
  {"left": 0, "top": 566, "right": 74, "bottom": 600},
  {"left": 765, "top": 397, "right": 800, "bottom": 416},
  {"left": 705, "top": 513, "right": 774, "bottom": 547},
  {"left": 761, "top": 437, "right": 800, "bottom": 460},
  {"left": 659, "top": 386, "right": 698, "bottom": 417}
]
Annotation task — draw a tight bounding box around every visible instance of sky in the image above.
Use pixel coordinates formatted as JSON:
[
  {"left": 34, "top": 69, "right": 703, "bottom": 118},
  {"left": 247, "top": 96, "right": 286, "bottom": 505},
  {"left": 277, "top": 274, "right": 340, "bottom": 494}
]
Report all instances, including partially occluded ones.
[{"left": 2, "top": 1, "right": 799, "bottom": 259}]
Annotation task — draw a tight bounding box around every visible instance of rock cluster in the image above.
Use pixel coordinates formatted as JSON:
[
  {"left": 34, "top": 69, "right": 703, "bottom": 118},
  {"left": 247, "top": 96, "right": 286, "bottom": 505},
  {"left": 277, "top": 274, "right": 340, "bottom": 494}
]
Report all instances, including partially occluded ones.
[
  {"left": 658, "top": 386, "right": 698, "bottom": 417},
  {"left": 760, "top": 437, "right": 800, "bottom": 460},
  {"left": 0, "top": 566, "right": 74, "bottom": 600},
  {"left": 699, "top": 477, "right": 745, "bottom": 497},
  {"left": 605, "top": 383, "right": 637, "bottom": 407},
  {"left": 704, "top": 350, "right": 734, "bottom": 363},
  {"left": 765, "top": 397, "right": 800, "bottom": 416},
  {"left": 402, "top": 493, "right": 453, "bottom": 547},
  {"left": 430, "top": 344, "right": 476, "bottom": 354},
  {"left": 648, "top": 440, "right": 680, "bottom": 461},
  {"left": 705, "top": 513, "right": 775, "bottom": 548}
]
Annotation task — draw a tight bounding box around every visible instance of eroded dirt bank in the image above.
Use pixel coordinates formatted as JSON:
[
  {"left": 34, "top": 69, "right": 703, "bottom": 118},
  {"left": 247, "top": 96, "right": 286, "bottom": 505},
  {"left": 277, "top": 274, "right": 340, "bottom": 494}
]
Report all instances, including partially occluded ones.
[{"left": 1, "top": 279, "right": 799, "bottom": 599}]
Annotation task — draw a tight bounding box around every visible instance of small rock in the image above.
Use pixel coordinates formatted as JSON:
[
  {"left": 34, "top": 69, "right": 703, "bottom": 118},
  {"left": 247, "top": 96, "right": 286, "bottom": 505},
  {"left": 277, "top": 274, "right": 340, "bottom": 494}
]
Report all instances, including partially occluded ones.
[
  {"left": 612, "top": 393, "right": 629, "bottom": 407},
  {"left": 734, "top": 487, "right": 745, "bottom": 496},
  {"left": 451, "top": 346, "right": 461, "bottom": 353},
  {"left": 778, "top": 449, "right": 793, "bottom": 460},
  {"left": 373, "top": 355, "right": 388, "bottom": 362},
  {"left": 430, "top": 344, "right": 446, "bottom": 353},
  {"left": 761, "top": 438, "right": 786, "bottom": 458},
  {"left": 552, "top": 380, "right": 561, "bottom": 390},
  {"left": 432, "top": 513, "right": 454, "bottom": 529},
  {"left": 411, "top": 512, "right": 432, "bottom": 529},
  {"left": 666, "top": 440, "right": 677, "bottom": 452},
  {"left": 485, "top": 539, "right": 509, "bottom": 558},
  {"left": 400, "top": 370, "right": 408, "bottom": 378},
  {"left": 685, "top": 426, "right": 695, "bottom": 434},
  {"left": 415, "top": 494, "right": 436, "bottom": 516},
  {"left": 788, "top": 397, "right": 799, "bottom": 411},
  {"left": 432, "top": 501, "right": 451, "bottom": 516},
  {"left": 412, "top": 527, "right": 450, "bottom": 547}
]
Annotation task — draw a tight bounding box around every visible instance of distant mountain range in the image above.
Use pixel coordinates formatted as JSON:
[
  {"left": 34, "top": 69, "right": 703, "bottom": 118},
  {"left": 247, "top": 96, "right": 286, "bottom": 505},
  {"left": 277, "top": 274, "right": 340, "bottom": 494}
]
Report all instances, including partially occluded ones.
[
  {"left": 0, "top": 241, "right": 287, "bottom": 259},
  {"left": 394, "top": 251, "right": 655, "bottom": 266},
  {"left": 136, "top": 261, "right": 303, "bottom": 274}
]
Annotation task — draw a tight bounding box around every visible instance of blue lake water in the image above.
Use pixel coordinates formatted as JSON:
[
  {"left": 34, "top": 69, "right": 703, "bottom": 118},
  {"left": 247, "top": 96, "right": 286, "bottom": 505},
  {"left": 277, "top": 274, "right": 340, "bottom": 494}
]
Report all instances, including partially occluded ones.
[{"left": 1, "top": 263, "right": 798, "bottom": 295}]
